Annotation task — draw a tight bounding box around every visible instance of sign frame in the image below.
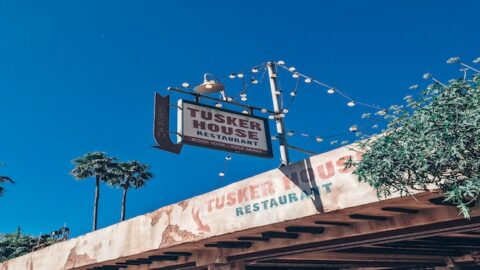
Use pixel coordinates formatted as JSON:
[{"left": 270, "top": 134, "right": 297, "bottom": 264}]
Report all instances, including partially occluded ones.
[{"left": 178, "top": 99, "right": 273, "bottom": 158}]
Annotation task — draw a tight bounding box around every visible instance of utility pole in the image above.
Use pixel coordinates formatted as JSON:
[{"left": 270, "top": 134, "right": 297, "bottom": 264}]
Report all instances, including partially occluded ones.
[{"left": 266, "top": 61, "right": 290, "bottom": 166}]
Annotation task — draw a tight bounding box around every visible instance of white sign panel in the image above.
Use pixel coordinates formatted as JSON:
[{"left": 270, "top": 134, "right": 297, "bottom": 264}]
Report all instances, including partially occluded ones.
[{"left": 178, "top": 100, "right": 273, "bottom": 157}]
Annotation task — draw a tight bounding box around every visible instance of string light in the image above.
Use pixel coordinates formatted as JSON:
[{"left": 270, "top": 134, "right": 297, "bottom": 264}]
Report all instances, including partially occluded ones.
[
  {"left": 181, "top": 82, "right": 190, "bottom": 88},
  {"left": 215, "top": 102, "right": 222, "bottom": 108},
  {"left": 277, "top": 63, "right": 384, "bottom": 110},
  {"left": 347, "top": 101, "right": 356, "bottom": 107},
  {"left": 422, "top": 73, "right": 432, "bottom": 80},
  {"left": 226, "top": 97, "right": 233, "bottom": 102},
  {"left": 271, "top": 135, "right": 278, "bottom": 140},
  {"left": 445, "top": 56, "right": 480, "bottom": 73},
  {"left": 251, "top": 67, "right": 259, "bottom": 73},
  {"left": 229, "top": 73, "right": 236, "bottom": 79},
  {"left": 282, "top": 108, "right": 289, "bottom": 113},
  {"left": 219, "top": 172, "right": 225, "bottom": 177},
  {"left": 242, "top": 109, "right": 249, "bottom": 114},
  {"left": 260, "top": 108, "right": 268, "bottom": 113},
  {"left": 277, "top": 60, "right": 286, "bottom": 65},
  {"left": 225, "top": 155, "right": 232, "bottom": 161},
  {"left": 237, "top": 73, "right": 244, "bottom": 78},
  {"left": 315, "top": 137, "right": 323, "bottom": 143},
  {"left": 251, "top": 78, "right": 259, "bottom": 84},
  {"left": 349, "top": 125, "right": 358, "bottom": 132},
  {"left": 268, "top": 115, "right": 275, "bottom": 120},
  {"left": 286, "top": 131, "right": 294, "bottom": 136},
  {"left": 290, "top": 91, "right": 297, "bottom": 96}
]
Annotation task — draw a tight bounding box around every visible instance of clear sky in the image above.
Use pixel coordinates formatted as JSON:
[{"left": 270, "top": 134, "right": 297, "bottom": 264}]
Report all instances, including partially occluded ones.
[{"left": 0, "top": 0, "right": 478, "bottom": 237}]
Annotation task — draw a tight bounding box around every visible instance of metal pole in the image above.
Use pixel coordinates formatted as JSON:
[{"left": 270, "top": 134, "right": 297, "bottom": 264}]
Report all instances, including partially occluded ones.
[{"left": 266, "top": 62, "right": 290, "bottom": 166}]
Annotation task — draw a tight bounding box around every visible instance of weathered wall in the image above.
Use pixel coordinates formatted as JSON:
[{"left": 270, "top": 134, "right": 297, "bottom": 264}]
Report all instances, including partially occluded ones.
[{"left": 0, "top": 146, "right": 382, "bottom": 270}]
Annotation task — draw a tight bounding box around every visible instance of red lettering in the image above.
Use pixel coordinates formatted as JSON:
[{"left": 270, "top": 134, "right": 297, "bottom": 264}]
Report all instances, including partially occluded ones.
[
  {"left": 237, "top": 187, "right": 249, "bottom": 203},
  {"left": 226, "top": 192, "right": 237, "bottom": 206},
  {"left": 187, "top": 108, "right": 199, "bottom": 117},
  {"left": 239, "top": 119, "right": 248, "bottom": 128},
  {"left": 226, "top": 116, "right": 238, "bottom": 126},
  {"left": 215, "top": 195, "right": 225, "bottom": 209},
  {"left": 193, "top": 120, "right": 206, "bottom": 130},
  {"left": 235, "top": 129, "right": 247, "bottom": 137},
  {"left": 250, "top": 121, "right": 262, "bottom": 131},
  {"left": 249, "top": 185, "right": 260, "bottom": 200},
  {"left": 248, "top": 131, "right": 258, "bottom": 140},
  {"left": 317, "top": 161, "right": 335, "bottom": 179},
  {"left": 206, "top": 199, "right": 215, "bottom": 212},
  {"left": 214, "top": 114, "right": 225, "bottom": 123}
]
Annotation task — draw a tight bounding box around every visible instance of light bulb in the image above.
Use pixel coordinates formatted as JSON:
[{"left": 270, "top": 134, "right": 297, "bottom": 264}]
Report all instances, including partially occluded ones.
[
  {"left": 292, "top": 73, "right": 299, "bottom": 78},
  {"left": 327, "top": 88, "right": 335, "bottom": 94},
  {"left": 241, "top": 96, "right": 247, "bottom": 101},
  {"left": 279, "top": 113, "right": 285, "bottom": 118},
  {"left": 219, "top": 172, "right": 225, "bottom": 177},
  {"left": 347, "top": 101, "right": 356, "bottom": 107},
  {"left": 240, "top": 93, "right": 247, "bottom": 98},
  {"left": 260, "top": 108, "right": 268, "bottom": 113},
  {"left": 446, "top": 57, "right": 460, "bottom": 64},
  {"left": 268, "top": 115, "right": 275, "bottom": 120},
  {"left": 215, "top": 103, "right": 222, "bottom": 108},
  {"left": 349, "top": 125, "right": 358, "bottom": 132},
  {"left": 251, "top": 79, "right": 259, "bottom": 84},
  {"left": 282, "top": 108, "right": 289, "bottom": 113},
  {"left": 290, "top": 91, "right": 297, "bottom": 96},
  {"left": 225, "top": 156, "right": 232, "bottom": 161},
  {"left": 242, "top": 109, "right": 249, "bottom": 114},
  {"left": 251, "top": 67, "right": 259, "bottom": 73},
  {"left": 226, "top": 97, "right": 233, "bottom": 102},
  {"left": 422, "top": 73, "right": 432, "bottom": 80},
  {"left": 271, "top": 135, "right": 278, "bottom": 140},
  {"left": 286, "top": 131, "right": 294, "bottom": 136},
  {"left": 315, "top": 137, "right": 323, "bottom": 143},
  {"left": 304, "top": 78, "right": 312, "bottom": 83},
  {"left": 237, "top": 73, "right": 244, "bottom": 78},
  {"left": 229, "top": 73, "right": 236, "bottom": 79},
  {"left": 181, "top": 82, "right": 190, "bottom": 88},
  {"left": 277, "top": 60, "right": 285, "bottom": 65},
  {"left": 288, "top": 67, "right": 296, "bottom": 72}
]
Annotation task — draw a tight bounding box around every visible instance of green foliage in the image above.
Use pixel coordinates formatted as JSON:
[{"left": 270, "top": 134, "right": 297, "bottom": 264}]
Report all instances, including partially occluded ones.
[
  {"left": 0, "top": 229, "right": 51, "bottom": 262},
  {"left": 350, "top": 73, "right": 480, "bottom": 218},
  {"left": 71, "top": 152, "right": 118, "bottom": 182},
  {"left": 108, "top": 161, "right": 153, "bottom": 190}
]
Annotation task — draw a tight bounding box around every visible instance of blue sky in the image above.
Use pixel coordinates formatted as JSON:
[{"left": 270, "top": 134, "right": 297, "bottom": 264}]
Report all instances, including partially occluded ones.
[{"left": 0, "top": 0, "right": 478, "bottom": 237}]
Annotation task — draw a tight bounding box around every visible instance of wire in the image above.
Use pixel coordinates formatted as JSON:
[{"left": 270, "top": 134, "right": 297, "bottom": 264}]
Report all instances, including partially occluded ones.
[{"left": 276, "top": 63, "right": 385, "bottom": 110}]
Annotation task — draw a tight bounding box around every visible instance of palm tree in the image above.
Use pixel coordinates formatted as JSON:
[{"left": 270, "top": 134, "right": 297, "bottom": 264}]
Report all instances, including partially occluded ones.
[
  {"left": 71, "top": 152, "right": 117, "bottom": 231},
  {"left": 110, "top": 161, "right": 153, "bottom": 221},
  {"left": 0, "top": 175, "right": 14, "bottom": 197}
]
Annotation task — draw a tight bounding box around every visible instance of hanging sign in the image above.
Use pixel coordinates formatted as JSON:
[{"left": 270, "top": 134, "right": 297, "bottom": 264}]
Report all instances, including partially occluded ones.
[{"left": 177, "top": 100, "right": 273, "bottom": 158}]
